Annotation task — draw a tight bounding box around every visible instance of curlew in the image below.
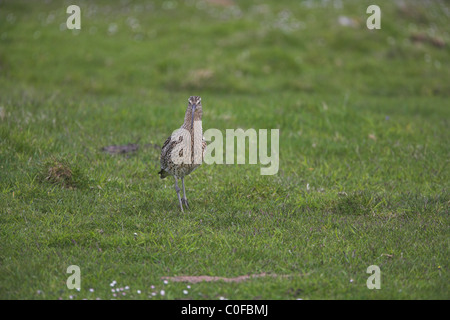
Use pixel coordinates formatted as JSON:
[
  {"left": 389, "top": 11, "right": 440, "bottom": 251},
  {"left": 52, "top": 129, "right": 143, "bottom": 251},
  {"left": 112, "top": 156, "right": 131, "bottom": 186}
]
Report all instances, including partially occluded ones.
[{"left": 158, "top": 96, "right": 206, "bottom": 212}]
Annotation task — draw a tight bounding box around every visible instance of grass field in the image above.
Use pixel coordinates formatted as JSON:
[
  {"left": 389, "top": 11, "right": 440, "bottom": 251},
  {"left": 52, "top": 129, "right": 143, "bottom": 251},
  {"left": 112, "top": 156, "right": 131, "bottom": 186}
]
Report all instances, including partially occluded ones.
[{"left": 0, "top": 0, "right": 449, "bottom": 300}]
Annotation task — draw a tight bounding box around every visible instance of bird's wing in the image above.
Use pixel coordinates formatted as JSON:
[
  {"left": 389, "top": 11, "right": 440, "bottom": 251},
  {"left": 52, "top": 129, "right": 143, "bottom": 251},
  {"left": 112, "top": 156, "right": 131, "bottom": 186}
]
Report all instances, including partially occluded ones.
[
  {"left": 161, "top": 135, "right": 172, "bottom": 154},
  {"left": 161, "top": 134, "right": 184, "bottom": 162}
]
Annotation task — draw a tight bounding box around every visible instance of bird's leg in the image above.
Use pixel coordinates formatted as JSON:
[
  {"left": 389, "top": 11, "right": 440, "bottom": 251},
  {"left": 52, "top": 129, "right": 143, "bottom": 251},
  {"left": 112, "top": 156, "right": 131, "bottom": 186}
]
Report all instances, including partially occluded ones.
[
  {"left": 181, "top": 177, "right": 189, "bottom": 209},
  {"left": 174, "top": 177, "right": 184, "bottom": 212}
]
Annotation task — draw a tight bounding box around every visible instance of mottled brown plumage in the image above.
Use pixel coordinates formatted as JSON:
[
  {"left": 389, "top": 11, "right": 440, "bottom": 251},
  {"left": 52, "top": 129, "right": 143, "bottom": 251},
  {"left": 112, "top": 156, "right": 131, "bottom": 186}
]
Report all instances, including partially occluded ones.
[{"left": 159, "top": 96, "right": 206, "bottom": 211}]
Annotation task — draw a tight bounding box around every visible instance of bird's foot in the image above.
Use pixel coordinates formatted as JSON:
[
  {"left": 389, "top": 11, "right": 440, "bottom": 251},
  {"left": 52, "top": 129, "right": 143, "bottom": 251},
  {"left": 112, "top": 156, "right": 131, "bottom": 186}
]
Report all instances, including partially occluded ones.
[{"left": 181, "top": 198, "right": 189, "bottom": 209}]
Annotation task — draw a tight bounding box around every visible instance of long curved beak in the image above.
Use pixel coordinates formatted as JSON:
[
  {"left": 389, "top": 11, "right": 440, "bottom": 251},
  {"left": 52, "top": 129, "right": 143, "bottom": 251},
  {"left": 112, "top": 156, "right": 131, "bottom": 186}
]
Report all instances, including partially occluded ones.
[{"left": 191, "top": 104, "right": 196, "bottom": 129}]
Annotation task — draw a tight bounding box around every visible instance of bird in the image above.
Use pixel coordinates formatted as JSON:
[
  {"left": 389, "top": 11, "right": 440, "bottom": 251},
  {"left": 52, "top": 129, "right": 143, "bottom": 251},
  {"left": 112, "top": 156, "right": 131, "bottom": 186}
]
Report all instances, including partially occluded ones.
[{"left": 158, "top": 96, "right": 207, "bottom": 212}]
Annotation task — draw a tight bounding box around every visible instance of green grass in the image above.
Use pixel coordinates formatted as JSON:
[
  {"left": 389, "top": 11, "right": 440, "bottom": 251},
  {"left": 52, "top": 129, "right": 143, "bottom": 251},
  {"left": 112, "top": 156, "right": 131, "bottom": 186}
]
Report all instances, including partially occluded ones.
[{"left": 0, "top": 0, "right": 449, "bottom": 300}]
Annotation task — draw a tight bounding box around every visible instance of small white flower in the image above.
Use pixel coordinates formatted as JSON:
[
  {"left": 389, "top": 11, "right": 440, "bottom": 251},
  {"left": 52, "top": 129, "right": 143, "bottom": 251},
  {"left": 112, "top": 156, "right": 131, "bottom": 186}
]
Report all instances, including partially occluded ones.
[
  {"left": 151, "top": 292, "right": 157, "bottom": 296},
  {"left": 187, "top": 285, "right": 191, "bottom": 289},
  {"left": 163, "top": 280, "right": 168, "bottom": 285},
  {"left": 151, "top": 285, "right": 155, "bottom": 289},
  {"left": 69, "top": 295, "right": 73, "bottom": 299},
  {"left": 137, "top": 290, "right": 141, "bottom": 294},
  {"left": 125, "top": 286, "right": 130, "bottom": 290},
  {"left": 350, "top": 279, "right": 354, "bottom": 283},
  {"left": 89, "top": 288, "right": 94, "bottom": 292},
  {"left": 160, "top": 290, "right": 165, "bottom": 296},
  {"left": 111, "top": 289, "right": 115, "bottom": 293},
  {"left": 183, "top": 290, "right": 188, "bottom": 295}
]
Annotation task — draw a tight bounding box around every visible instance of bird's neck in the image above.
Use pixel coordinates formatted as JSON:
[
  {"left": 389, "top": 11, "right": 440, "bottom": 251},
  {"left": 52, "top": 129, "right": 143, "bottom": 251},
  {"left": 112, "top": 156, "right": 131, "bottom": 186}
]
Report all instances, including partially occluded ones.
[{"left": 182, "top": 107, "right": 202, "bottom": 133}]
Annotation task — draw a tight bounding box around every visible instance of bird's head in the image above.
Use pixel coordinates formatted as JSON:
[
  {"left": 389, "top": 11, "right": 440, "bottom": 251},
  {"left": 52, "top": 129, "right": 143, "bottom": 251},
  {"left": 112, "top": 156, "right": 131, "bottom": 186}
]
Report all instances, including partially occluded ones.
[{"left": 188, "top": 96, "right": 202, "bottom": 129}]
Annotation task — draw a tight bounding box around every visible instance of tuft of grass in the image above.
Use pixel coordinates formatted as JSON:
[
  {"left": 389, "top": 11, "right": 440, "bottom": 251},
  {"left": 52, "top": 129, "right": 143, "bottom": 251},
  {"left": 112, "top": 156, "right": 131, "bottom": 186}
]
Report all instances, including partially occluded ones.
[
  {"left": 332, "top": 191, "right": 384, "bottom": 215},
  {"left": 36, "top": 156, "right": 87, "bottom": 189}
]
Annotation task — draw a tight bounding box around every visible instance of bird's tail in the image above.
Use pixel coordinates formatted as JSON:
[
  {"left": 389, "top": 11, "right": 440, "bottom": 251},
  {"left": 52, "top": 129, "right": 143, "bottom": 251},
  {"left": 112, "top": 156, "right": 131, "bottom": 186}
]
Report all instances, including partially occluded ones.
[{"left": 158, "top": 169, "right": 169, "bottom": 179}]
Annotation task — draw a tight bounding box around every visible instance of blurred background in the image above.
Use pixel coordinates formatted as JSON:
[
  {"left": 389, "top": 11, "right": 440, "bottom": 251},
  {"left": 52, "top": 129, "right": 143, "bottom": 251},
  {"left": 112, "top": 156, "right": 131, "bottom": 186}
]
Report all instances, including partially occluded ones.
[{"left": 1, "top": 0, "right": 448, "bottom": 94}]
